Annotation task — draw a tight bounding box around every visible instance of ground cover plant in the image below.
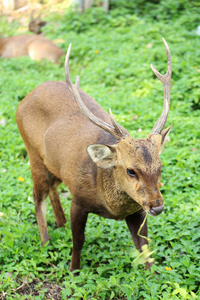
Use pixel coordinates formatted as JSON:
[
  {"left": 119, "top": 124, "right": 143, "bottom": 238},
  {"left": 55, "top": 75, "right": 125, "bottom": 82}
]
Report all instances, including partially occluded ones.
[{"left": 0, "top": 0, "right": 200, "bottom": 299}]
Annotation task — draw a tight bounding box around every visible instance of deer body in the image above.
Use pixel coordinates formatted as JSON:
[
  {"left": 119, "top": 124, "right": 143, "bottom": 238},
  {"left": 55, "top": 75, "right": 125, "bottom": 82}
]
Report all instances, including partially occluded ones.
[
  {"left": 17, "top": 81, "right": 143, "bottom": 218},
  {"left": 0, "top": 35, "right": 64, "bottom": 63},
  {"left": 16, "top": 39, "right": 172, "bottom": 272}
]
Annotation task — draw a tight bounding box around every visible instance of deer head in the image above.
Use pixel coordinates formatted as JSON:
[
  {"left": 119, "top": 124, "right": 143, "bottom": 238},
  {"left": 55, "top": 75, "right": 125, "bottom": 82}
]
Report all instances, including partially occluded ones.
[{"left": 29, "top": 12, "right": 47, "bottom": 34}]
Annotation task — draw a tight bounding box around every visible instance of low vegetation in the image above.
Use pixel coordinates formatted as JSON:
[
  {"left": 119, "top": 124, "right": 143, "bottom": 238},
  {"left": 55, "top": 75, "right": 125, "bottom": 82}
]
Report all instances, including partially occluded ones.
[{"left": 0, "top": 0, "right": 200, "bottom": 299}]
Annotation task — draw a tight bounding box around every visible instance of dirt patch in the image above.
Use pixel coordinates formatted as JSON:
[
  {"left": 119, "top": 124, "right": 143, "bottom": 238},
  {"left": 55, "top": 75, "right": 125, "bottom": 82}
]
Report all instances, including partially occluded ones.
[{"left": 2, "top": 279, "right": 63, "bottom": 300}]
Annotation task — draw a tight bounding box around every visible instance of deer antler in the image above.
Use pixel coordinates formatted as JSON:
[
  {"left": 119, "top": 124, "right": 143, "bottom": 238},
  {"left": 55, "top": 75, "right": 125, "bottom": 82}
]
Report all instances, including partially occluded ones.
[
  {"left": 151, "top": 38, "right": 172, "bottom": 134},
  {"left": 64, "top": 44, "right": 127, "bottom": 142}
]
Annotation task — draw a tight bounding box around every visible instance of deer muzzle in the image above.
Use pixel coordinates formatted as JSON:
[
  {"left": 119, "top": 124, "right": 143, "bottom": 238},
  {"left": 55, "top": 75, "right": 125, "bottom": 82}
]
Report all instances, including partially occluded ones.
[{"left": 149, "top": 205, "right": 164, "bottom": 216}]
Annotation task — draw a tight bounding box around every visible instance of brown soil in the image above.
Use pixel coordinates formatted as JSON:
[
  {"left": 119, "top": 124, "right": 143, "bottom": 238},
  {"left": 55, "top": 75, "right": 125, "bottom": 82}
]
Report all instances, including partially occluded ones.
[{"left": 1, "top": 279, "right": 62, "bottom": 300}]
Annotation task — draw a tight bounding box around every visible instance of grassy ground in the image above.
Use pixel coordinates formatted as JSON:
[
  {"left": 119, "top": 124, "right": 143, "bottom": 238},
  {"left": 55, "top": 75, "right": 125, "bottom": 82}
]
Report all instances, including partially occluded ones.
[{"left": 0, "top": 0, "right": 200, "bottom": 299}]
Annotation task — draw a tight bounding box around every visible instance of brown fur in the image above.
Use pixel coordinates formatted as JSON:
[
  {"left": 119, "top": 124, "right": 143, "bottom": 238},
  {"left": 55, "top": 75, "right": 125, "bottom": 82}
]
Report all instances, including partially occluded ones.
[
  {"left": 16, "top": 77, "right": 171, "bottom": 271},
  {"left": 29, "top": 13, "right": 47, "bottom": 34},
  {"left": 0, "top": 35, "right": 64, "bottom": 63}
]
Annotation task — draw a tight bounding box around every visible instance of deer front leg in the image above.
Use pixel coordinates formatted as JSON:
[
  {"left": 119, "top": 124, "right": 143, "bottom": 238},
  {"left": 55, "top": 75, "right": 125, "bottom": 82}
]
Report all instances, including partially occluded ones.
[
  {"left": 125, "top": 210, "right": 153, "bottom": 270},
  {"left": 70, "top": 201, "right": 88, "bottom": 272}
]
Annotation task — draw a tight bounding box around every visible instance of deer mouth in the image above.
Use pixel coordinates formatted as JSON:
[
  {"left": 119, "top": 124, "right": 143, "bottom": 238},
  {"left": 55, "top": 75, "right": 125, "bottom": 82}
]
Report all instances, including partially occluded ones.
[{"left": 149, "top": 205, "right": 164, "bottom": 216}]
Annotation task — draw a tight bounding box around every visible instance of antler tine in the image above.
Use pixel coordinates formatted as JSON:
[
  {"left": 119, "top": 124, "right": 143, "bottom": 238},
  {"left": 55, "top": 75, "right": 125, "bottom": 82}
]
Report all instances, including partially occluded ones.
[
  {"left": 64, "top": 44, "right": 127, "bottom": 142},
  {"left": 151, "top": 38, "right": 172, "bottom": 134},
  {"left": 75, "top": 75, "right": 80, "bottom": 87},
  {"left": 109, "top": 109, "right": 125, "bottom": 137},
  {"left": 64, "top": 43, "right": 73, "bottom": 89}
]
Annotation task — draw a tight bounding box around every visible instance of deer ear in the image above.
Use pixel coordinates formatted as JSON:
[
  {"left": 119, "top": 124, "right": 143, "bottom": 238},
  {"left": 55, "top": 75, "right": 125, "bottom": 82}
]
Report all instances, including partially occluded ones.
[
  {"left": 87, "top": 144, "right": 116, "bottom": 169},
  {"left": 159, "top": 125, "right": 172, "bottom": 154}
]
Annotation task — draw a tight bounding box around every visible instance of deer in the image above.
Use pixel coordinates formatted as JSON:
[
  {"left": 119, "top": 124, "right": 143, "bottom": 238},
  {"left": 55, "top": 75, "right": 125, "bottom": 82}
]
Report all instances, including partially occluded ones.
[
  {"left": 16, "top": 38, "right": 172, "bottom": 272},
  {"left": 0, "top": 35, "right": 64, "bottom": 63}
]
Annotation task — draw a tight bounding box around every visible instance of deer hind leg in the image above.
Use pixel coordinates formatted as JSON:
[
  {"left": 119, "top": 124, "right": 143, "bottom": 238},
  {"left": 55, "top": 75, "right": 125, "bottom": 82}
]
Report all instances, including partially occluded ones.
[
  {"left": 48, "top": 177, "right": 66, "bottom": 228},
  {"left": 70, "top": 200, "right": 88, "bottom": 272},
  {"left": 30, "top": 157, "right": 50, "bottom": 246}
]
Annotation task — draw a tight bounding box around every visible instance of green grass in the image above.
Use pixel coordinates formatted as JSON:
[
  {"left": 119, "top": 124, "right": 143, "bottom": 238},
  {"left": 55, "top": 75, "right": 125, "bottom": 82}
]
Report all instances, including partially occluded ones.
[{"left": 0, "top": 0, "right": 200, "bottom": 299}]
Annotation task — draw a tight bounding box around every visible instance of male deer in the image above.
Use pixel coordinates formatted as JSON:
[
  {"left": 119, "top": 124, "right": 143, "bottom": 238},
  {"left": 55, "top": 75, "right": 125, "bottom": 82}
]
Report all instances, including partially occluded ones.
[
  {"left": 16, "top": 38, "right": 172, "bottom": 271},
  {"left": 0, "top": 35, "right": 64, "bottom": 63}
]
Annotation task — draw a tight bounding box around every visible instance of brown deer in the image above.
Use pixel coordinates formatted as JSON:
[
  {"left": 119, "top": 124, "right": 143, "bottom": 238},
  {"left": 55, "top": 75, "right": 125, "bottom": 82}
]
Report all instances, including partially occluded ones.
[
  {"left": 0, "top": 35, "right": 64, "bottom": 63},
  {"left": 16, "top": 38, "right": 172, "bottom": 271}
]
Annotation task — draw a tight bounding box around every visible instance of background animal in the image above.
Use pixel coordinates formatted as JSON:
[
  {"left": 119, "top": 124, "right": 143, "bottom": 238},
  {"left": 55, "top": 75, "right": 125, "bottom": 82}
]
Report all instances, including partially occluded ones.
[
  {"left": 0, "top": 34, "right": 64, "bottom": 63},
  {"left": 16, "top": 39, "right": 172, "bottom": 272}
]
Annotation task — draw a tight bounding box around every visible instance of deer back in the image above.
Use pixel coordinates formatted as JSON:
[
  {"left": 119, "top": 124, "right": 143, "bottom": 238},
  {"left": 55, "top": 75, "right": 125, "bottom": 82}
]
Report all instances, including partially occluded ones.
[
  {"left": 0, "top": 35, "right": 34, "bottom": 57},
  {"left": 0, "top": 35, "right": 64, "bottom": 63},
  {"left": 27, "top": 37, "right": 64, "bottom": 63}
]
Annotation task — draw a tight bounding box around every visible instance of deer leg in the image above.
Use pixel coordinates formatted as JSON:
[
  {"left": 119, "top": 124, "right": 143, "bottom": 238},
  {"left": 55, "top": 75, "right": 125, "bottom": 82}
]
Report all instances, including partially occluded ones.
[
  {"left": 69, "top": 201, "right": 88, "bottom": 272},
  {"left": 48, "top": 178, "right": 66, "bottom": 228},
  {"left": 125, "top": 210, "right": 153, "bottom": 270},
  {"left": 30, "top": 156, "right": 50, "bottom": 246},
  {"left": 33, "top": 190, "right": 49, "bottom": 245}
]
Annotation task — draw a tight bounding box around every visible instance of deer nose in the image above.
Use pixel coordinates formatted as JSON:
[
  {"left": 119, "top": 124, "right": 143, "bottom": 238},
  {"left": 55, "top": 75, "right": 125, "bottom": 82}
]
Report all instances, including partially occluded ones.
[{"left": 149, "top": 205, "right": 164, "bottom": 216}]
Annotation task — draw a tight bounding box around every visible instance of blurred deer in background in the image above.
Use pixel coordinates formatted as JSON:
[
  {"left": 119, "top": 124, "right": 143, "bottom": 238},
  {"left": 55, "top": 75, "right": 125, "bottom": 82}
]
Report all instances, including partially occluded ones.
[
  {"left": 16, "top": 38, "right": 172, "bottom": 271},
  {"left": 0, "top": 35, "right": 64, "bottom": 63},
  {"left": 0, "top": 26, "right": 64, "bottom": 63}
]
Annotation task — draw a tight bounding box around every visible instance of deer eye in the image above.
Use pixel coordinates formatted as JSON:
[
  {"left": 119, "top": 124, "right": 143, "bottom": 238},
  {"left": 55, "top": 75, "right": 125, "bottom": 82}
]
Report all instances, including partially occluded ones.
[{"left": 127, "top": 168, "right": 136, "bottom": 178}]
